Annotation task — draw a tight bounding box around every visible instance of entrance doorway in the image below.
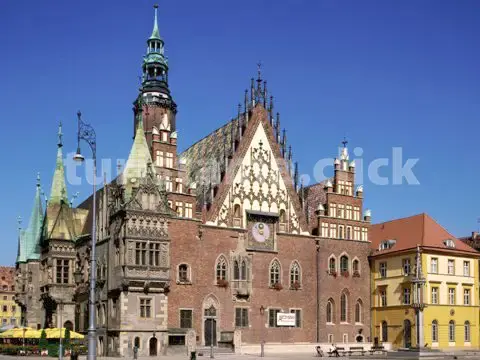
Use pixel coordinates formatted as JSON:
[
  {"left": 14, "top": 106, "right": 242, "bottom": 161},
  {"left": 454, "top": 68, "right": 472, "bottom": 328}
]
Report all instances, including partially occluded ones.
[
  {"left": 149, "top": 337, "right": 157, "bottom": 356},
  {"left": 403, "top": 319, "right": 411, "bottom": 348},
  {"left": 204, "top": 318, "right": 217, "bottom": 346}
]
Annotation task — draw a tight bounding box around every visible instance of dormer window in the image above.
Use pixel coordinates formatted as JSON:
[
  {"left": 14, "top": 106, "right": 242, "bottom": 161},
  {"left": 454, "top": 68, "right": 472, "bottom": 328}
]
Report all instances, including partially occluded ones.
[
  {"left": 444, "top": 239, "right": 455, "bottom": 248},
  {"left": 379, "top": 239, "right": 396, "bottom": 251}
]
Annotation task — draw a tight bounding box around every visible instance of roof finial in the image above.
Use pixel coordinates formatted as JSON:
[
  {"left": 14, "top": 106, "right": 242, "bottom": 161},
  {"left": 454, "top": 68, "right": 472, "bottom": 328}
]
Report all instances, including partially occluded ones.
[
  {"left": 150, "top": 4, "right": 161, "bottom": 40},
  {"left": 342, "top": 136, "right": 348, "bottom": 148},
  {"left": 17, "top": 216, "right": 22, "bottom": 232},
  {"left": 36, "top": 172, "right": 41, "bottom": 187},
  {"left": 257, "top": 61, "right": 262, "bottom": 81},
  {"left": 58, "top": 122, "right": 63, "bottom": 147}
]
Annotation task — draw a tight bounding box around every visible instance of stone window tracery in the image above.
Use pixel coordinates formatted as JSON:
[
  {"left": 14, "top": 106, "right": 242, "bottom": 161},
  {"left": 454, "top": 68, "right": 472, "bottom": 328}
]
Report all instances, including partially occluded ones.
[{"left": 269, "top": 260, "right": 281, "bottom": 286}]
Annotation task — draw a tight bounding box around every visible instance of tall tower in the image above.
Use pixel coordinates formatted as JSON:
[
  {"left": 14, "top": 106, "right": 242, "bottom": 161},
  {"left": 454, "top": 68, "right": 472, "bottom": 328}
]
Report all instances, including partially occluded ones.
[{"left": 133, "top": 4, "right": 178, "bottom": 170}]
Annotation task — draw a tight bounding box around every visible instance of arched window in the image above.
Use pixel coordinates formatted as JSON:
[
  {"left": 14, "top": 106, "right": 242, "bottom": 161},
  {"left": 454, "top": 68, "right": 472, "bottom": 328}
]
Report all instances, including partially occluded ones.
[
  {"left": 329, "top": 257, "right": 336, "bottom": 274},
  {"left": 340, "top": 255, "right": 349, "bottom": 273},
  {"left": 240, "top": 260, "right": 247, "bottom": 280},
  {"left": 449, "top": 320, "right": 455, "bottom": 342},
  {"left": 269, "top": 260, "right": 281, "bottom": 286},
  {"left": 279, "top": 209, "right": 287, "bottom": 232},
  {"left": 134, "top": 336, "right": 140, "bottom": 349},
  {"left": 381, "top": 321, "right": 388, "bottom": 342},
  {"left": 233, "top": 204, "right": 242, "bottom": 227},
  {"left": 290, "top": 261, "right": 301, "bottom": 287},
  {"left": 432, "top": 320, "right": 438, "bottom": 342},
  {"left": 340, "top": 292, "right": 348, "bottom": 322},
  {"left": 326, "top": 299, "right": 334, "bottom": 323},
  {"left": 178, "top": 264, "right": 189, "bottom": 282},
  {"left": 352, "top": 259, "right": 360, "bottom": 274},
  {"left": 464, "top": 321, "right": 470, "bottom": 342},
  {"left": 355, "top": 300, "right": 362, "bottom": 323},
  {"left": 216, "top": 256, "right": 227, "bottom": 281},
  {"left": 233, "top": 260, "right": 240, "bottom": 280}
]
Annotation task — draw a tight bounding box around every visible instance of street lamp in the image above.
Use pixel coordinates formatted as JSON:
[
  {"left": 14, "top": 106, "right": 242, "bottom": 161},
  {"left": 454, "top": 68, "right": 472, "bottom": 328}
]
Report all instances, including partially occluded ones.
[
  {"left": 74, "top": 110, "right": 97, "bottom": 360},
  {"left": 260, "top": 306, "right": 265, "bottom": 357},
  {"left": 58, "top": 301, "right": 64, "bottom": 360}
]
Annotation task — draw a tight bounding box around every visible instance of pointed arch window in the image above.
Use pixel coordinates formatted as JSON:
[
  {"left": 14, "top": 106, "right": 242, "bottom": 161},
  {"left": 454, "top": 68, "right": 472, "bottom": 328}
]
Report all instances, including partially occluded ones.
[
  {"left": 216, "top": 257, "right": 227, "bottom": 281},
  {"left": 233, "top": 204, "right": 242, "bottom": 227},
  {"left": 432, "top": 320, "right": 438, "bottom": 342},
  {"left": 269, "top": 260, "right": 281, "bottom": 286},
  {"left": 340, "top": 292, "right": 348, "bottom": 323},
  {"left": 340, "top": 255, "right": 349, "bottom": 274},
  {"left": 355, "top": 300, "right": 362, "bottom": 323},
  {"left": 352, "top": 259, "right": 360, "bottom": 274},
  {"left": 329, "top": 257, "right": 336, "bottom": 274},
  {"left": 326, "top": 299, "right": 334, "bottom": 324},
  {"left": 240, "top": 260, "right": 247, "bottom": 280},
  {"left": 290, "top": 261, "right": 301, "bottom": 287},
  {"left": 233, "top": 260, "right": 240, "bottom": 280}
]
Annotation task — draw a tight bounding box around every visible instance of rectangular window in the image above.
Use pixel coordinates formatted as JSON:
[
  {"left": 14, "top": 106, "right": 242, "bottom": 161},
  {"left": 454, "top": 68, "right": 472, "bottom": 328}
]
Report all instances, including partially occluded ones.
[
  {"left": 329, "top": 224, "right": 337, "bottom": 239},
  {"left": 10, "top": 318, "right": 16, "bottom": 326},
  {"left": 448, "top": 288, "right": 456, "bottom": 305},
  {"left": 403, "top": 288, "right": 411, "bottom": 305},
  {"left": 329, "top": 204, "right": 337, "bottom": 218},
  {"left": 430, "top": 258, "right": 438, "bottom": 274},
  {"left": 184, "top": 203, "right": 193, "bottom": 218},
  {"left": 11, "top": 306, "right": 15, "bottom": 313},
  {"left": 235, "top": 308, "right": 249, "bottom": 327},
  {"left": 431, "top": 287, "right": 438, "bottom": 304},
  {"left": 165, "top": 153, "right": 174, "bottom": 168},
  {"left": 321, "top": 223, "right": 329, "bottom": 238},
  {"left": 343, "top": 334, "right": 348, "bottom": 344},
  {"left": 290, "top": 309, "right": 301, "bottom": 328},
  {"left": 2, "top": 306, "right": 6, "bottom": 312},
  {"left": 268, "top": 309, "right": 281, "bottom": 328},
  {"left": 165, "top": 176, "right": 173, "bottom": 192},
  {"left": 176, "top": 202, "right": 183, "bottom": 217},
  {"left": 338, "top": 204, "right": 345, "bottom": 218},
  {"left": 464, "top": 261, "right": 471, "bottom": 277},
  {"left": 346, "top": 226, "right": 352, "bottom": 240},
  {"left": 353, "top": 227, "right": 360, "bottom": 240},
  {"left": 56, "top": 259, "right": 69, "bottom": 284},
  {"left": 149, "top": 243, "right": 160, "bottom": 267},
  {"left": 156, "top": 151, "right": 164, "bottom": 167},
  {"left": 402, "top": 259, "right": 411, "bottom": 275},
  {"left": 135, "top": 242, "right": 147, "bottom": 265},
  {"left": 361, "top": 228, "right": 368, "bottom": 241},
  {"left": 328, "top": 334, "right": 334, "bottom": 343},
  {"left": 380, "top": 290, "right": 387, "bottom": 307},
  {"left": 346, "top": 205, "right": 352, "bottom": 219},
  {"left": 464, "top": 289, "right": 471, "bottom": 305},
  {"left": 354, "top": 207, "right": 360, "bottom": 221},
  {"left": 379, "top": 262, "right": 387, "bottom": 278},
  {"left": 180, "top": 309, "right": 193, "bottom": 328},
  {"left": 175, "top": 178, "right": 183, "bottom": 193},
  {"left": 448, "top": 259, "right": 455, "bottom": 275},
  {"left": 140, "top": 298, "right": 152, "bottom": 318}
]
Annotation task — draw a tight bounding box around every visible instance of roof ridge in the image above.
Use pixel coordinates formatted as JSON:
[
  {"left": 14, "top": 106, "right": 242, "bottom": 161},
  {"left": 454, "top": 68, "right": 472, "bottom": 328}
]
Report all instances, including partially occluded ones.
[{"left": 372, "top": 212, "right": 426, "bottom": 227}]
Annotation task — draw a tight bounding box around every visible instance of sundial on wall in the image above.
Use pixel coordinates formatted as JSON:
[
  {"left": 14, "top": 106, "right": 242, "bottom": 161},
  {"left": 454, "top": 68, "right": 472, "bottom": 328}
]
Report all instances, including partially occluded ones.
[{"left": 246, "top": 211, "right": 277, "bottom": 251}]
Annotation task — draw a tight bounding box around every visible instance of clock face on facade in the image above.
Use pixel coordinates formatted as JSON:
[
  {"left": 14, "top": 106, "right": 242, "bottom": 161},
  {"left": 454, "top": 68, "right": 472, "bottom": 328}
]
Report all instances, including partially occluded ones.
[{"left": 252, "top": 222, "right": 270, "bottom": 243}]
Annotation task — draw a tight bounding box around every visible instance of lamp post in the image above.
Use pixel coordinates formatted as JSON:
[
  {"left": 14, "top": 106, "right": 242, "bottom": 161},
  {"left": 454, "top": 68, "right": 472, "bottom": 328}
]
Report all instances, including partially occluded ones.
[
  {"left": 58, "top": 301, "right": 64, "bottom": 360},
  {"left": 74, "top": 110, "right": 97, "bottom": 360},
  {"left": 210, "top": 319, "right": 214, "bottom": 359},
  {"left": 260, "top": 306, "right": 265, "bottom": 357}
]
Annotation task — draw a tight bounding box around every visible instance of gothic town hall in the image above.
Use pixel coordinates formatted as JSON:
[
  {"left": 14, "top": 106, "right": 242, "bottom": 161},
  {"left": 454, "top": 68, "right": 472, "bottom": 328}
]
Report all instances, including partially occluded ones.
[{"left": 14, "top": 6, "right": 372, "bottom": 357}]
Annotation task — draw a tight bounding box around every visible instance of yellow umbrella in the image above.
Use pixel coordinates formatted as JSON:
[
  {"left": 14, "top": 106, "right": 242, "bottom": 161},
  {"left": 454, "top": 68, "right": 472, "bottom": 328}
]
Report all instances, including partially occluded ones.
[
  {"left": 0, "top": 327, "right": 33, "bottom": 338},
  {"left": 45, "top": 328, "right": 84, "bottom": 340},
  {"left": 12, "top": 329, "right": 41, "bottom": 339}
]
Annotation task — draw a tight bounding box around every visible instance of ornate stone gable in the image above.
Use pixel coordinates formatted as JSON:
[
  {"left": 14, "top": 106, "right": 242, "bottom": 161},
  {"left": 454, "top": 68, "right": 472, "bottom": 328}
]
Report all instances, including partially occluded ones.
[{"left": 212, "top": 120, "right": 302, "bottom": 234}]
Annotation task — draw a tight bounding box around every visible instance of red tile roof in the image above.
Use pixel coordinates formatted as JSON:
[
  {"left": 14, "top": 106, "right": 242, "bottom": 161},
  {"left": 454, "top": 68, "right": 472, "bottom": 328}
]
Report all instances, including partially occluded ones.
[{"left": 371, "top": 213, "right": 479, "bottom": 257}]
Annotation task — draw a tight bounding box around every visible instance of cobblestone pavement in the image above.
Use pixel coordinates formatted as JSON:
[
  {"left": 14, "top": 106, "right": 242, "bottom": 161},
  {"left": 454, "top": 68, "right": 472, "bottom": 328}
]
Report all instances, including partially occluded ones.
[{"left": 1, "top": 352, "right": 480, "bottom": 360}]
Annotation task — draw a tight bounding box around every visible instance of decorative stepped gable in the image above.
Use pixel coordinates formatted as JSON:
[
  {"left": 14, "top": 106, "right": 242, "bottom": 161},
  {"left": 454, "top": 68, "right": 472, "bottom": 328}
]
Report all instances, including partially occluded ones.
[
  {"left": 23, "top": 174, "right": 44, "bottom": 260},
  {"left": 180, "top": 70, "right": 307, "bottom": 234},
  {"left": 42, "top": 124, "right": 83, "bottom": 242}
]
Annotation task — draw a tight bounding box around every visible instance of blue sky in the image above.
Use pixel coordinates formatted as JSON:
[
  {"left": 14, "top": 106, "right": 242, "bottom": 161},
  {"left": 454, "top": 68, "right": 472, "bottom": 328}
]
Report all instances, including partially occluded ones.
[{"left": 1, "top": 0, "right": 479, "bottom": 265}]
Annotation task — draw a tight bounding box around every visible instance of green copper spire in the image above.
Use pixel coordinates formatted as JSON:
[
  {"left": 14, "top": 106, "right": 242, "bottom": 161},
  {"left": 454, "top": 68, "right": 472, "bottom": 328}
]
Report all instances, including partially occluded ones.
[
  {"left": 49, "top": 123, "right": 69, "bottom": 205},
  {"left": 149, "top": 4, "right": 161, "bottom": 40},
  {"left": 24, "top": 173, "right": 44, "bottom": 260}
]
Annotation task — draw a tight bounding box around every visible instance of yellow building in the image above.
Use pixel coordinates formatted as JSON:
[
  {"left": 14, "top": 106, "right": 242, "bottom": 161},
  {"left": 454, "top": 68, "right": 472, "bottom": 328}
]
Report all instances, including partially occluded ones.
[
  {"left": 370, "top": 214, "right": 480, "bottom": 350},
  {"left": 0, "top": 266, "right": 21, "bottom": 329}
]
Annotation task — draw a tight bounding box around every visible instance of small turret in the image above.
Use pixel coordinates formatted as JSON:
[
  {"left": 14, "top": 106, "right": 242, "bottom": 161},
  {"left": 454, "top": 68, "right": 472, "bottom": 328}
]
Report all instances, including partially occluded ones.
[
  {"left": 356, "top": 185, "right": 363, "bottom": 198},
  {"left": 349, "top": 160, "right": 355, "bottom": 172},
  {"left": 325, "top": 180, "right": 333, "bottom": 193},
  {"left": 364, "top": 209, "right": 371, "bottom": 222}
]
